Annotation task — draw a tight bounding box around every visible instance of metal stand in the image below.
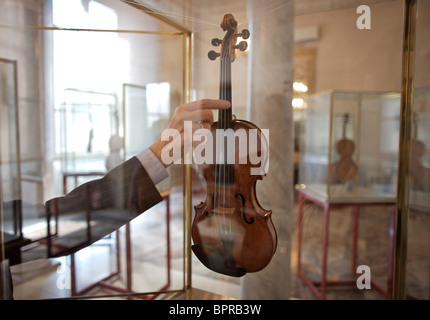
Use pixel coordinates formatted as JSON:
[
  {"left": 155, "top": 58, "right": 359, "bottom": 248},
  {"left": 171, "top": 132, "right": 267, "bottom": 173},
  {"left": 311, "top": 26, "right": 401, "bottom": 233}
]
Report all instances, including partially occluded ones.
[
  {"left": 296, "top": 189, "right": 395, "bottom": 299},
  {"left": 70, "top": 192, "right": 171, "bottom": 299}
]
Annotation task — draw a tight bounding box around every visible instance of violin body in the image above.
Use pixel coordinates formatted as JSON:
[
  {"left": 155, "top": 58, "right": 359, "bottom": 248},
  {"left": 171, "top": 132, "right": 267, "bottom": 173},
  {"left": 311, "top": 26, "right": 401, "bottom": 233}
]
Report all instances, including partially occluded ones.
[
  {"left": 192, "top": 119, "right": 277, "bottom": 277},
  {"left": 330, "top": 113, "right": 358, "bottom": 183},
  {"left": 330, "top": 138, "right": 358, "bottom": 182},
  {"left": 191, "top": 13, "right": 277, "bottom": 277}
]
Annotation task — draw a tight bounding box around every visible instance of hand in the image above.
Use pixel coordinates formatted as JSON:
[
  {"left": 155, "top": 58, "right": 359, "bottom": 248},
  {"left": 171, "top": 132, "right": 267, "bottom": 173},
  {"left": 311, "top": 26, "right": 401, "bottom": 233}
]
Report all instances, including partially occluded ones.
[{"left": 150, "top": 99, "right": 230, "bottom": 167}]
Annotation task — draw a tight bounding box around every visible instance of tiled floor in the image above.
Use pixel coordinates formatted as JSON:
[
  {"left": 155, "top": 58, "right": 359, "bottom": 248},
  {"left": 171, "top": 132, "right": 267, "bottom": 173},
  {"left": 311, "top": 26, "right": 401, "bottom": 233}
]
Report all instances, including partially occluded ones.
[
  {"left": 10, "top": 190, "right": 430, "bottom": 300},
  {"left": 12, "top": 190, "right": 242, "bottom": 300},
  {"left": 290, "top": 191, "right": 430, "bottom": 300},
  {"left": 289, "top": 196, "right": 392, "bottom": 300}
]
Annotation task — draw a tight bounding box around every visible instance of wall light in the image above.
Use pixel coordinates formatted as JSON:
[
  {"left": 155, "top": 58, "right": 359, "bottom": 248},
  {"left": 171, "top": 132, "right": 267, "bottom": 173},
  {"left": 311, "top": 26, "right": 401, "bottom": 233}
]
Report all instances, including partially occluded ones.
[
  {"left": 292, "top": 98, "right": 304, "bottom": 108},
  {"left": 293, "top": 82, "right": 308, "bottom": 93}
]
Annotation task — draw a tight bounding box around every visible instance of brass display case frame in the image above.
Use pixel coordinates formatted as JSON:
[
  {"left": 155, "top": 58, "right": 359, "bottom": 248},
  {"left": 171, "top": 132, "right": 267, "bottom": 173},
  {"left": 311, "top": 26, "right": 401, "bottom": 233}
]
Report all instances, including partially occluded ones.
[{"left": 393, "top": 0, "right": 417, "bottom": 300}]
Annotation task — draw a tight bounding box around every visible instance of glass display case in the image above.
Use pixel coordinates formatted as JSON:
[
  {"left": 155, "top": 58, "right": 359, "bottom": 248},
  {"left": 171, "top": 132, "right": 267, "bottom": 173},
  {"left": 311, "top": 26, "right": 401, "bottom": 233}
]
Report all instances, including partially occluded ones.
[
  {"left": 0, "top": 0, "right": 191, "bottom": 300},
  {"left": 0, "top": 58, "right": 28, "bottom": 268},
  {"left": 409, "top": 87, "right": 430, "bottom": 212},
  {"left": 1, "top": 0, "right": 428, "bottom": 303},
  {"left": 406, "top": 86, "right": 430, "bottom": 300},
  {"left": 297, "top": 90, "right": 400, "bottom": 203}
]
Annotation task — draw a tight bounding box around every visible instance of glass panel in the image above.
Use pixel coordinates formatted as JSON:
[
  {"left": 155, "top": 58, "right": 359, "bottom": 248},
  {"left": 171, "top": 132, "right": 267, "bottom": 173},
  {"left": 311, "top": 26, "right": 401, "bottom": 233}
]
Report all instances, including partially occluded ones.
[
  {"left": 188, "top": 2, "right": 287, "bottom": 299},
  {"left": 406, "top": 0, "right": 430, "bottom": 300},
  {"left": 0, "top": 0, "right": 186, "bottom": 300},
  {"left": 294, "top": 0, "right": 404, "bottom": 300},
  {"left": 3, "top": 0, "right": 425, "bottom": 302},
  {"left": 123, "top": 82, "right": 171, "bottom": 160},
  {"left": 0, "top": 58, "right": 24, "bottom": 266},
  {"left": 298, "top": 92, "right": 331, "bottom": 189},
  {"left": 58, "top": 89, "right": 118, "bottom": 175},
  {"left": 51, "top": 0, "right": 179, "bottom": 33}
]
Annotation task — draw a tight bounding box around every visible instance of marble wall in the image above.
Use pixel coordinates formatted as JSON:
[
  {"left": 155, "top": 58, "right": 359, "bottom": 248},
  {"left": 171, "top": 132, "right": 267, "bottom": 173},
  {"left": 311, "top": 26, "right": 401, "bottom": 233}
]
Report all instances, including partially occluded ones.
[
  {"left": 241, "top": 0, "right": 294, "bottom": 300},
  {"left": 172, "top": 0, "right": 295, "bottom": 299}
]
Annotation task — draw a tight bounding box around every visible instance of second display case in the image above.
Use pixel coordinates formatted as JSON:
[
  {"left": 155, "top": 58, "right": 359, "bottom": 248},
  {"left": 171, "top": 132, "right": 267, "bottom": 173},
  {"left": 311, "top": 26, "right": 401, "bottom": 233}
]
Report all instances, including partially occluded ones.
[{"left": 296, "top": 90, "right": 400, "bottom": 203}]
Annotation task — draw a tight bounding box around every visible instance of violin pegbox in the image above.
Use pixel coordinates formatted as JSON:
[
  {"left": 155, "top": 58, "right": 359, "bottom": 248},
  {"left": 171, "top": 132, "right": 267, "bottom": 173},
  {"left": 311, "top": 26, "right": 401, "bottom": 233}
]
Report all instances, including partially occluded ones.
[{"left": 208, "top": 14, "right": 250, "bottom": 62}]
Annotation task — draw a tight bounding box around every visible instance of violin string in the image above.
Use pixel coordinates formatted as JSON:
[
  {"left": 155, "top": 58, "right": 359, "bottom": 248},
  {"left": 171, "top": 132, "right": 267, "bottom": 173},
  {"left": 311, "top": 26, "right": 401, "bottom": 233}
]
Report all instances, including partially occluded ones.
[
  {"left": 223, "top": 49, "right": 230, "bottom": 237},
  {"left": 218, "top": 54, "right": 222, "bottom": 235},
  {"left": 222, "top": 51, "right": 227, "bottom": 236},
  {"left": 215, "top": 55, "right": 222, "bottom": 237},
  {"left": 226, "top": 52, "right": 232, "bottom": 237},
  {"left": 227, "top": 54, "right": 231, "bottom": 236},
  {"left": 227, "top": 53, "right": 232, "bottom": 237},
  {"left": 217, "top": 50, "right": 225, "bottom": 237}
]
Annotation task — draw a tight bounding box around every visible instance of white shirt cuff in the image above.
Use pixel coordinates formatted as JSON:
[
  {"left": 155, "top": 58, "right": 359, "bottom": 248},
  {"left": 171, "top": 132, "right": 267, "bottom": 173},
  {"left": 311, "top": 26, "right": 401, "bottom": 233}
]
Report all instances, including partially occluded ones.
[{"left": 136, "top": 148, "right": 169, "bottom": 185}]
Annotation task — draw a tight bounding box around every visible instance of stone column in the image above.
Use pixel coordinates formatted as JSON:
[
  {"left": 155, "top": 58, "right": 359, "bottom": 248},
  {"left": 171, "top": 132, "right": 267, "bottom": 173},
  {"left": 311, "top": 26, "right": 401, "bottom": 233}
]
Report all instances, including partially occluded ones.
[{"left": 241, "top": 0, "right": 294, "bottom": 299}]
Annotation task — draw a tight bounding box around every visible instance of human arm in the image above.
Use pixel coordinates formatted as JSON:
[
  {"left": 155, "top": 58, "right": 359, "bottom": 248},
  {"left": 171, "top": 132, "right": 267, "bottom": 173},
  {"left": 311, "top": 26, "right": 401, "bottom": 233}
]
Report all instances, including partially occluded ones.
[{"left": 43, "top": 99, "right": 230, "bottom": 257}]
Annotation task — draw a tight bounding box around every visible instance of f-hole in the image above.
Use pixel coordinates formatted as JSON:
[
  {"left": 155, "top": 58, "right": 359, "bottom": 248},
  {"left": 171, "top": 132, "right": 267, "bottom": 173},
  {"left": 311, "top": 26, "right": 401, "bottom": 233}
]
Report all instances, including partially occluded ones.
[
  {"left": 206, "top": 192, "right": 216, "bottom": 218},
  {"left": 235, "top": 193, "right": 254, "bottom": 224}
]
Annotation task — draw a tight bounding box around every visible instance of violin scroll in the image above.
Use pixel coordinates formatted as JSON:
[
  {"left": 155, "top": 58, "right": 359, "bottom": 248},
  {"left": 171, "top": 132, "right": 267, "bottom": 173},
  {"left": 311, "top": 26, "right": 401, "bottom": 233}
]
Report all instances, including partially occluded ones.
[
  {"left": 208, "top": 14, "right": 250, "bottom": 62},
  {"left": 220, "top": 13, "right": 237, "bottom": 31}
]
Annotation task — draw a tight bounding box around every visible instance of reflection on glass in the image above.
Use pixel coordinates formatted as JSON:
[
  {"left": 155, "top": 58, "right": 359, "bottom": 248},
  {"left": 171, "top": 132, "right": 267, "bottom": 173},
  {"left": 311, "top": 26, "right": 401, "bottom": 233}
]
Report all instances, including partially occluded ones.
[
  {"left": 405, "top": 0, "right": 430, "bottom": 300},
  {"left": 123, "top": 83, "right": 170, "bottom": 160},
  {"left": 0, "top": 0, "right": 186, "bottom": 300},
  {"left": 0, "top": 58, "right": 25, "bottom": 263},
  {"left": 407, "top": 87, "right": 430, "bottom": 299},
  {"left": 58, "top": 89, "right": 118, "bottom": 175}
]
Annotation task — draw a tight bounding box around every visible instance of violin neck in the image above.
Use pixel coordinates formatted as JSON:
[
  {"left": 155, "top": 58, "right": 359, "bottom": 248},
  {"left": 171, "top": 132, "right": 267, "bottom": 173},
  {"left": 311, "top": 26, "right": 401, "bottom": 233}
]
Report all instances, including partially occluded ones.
[
  {"left": 219, "top": 56, "right": 233, "bottom": 130},
  {"left": 216, "top": 55, "right": 234, "bottom": 185},
  {"left": 342, "top": 113, "right": 349, "bottom": 139}
]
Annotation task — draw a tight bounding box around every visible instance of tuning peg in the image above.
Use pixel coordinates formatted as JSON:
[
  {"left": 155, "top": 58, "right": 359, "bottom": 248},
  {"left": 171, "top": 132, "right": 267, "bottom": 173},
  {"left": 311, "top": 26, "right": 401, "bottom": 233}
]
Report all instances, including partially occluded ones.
[
  {"left": 240, "top": 29, "right": 250, "bottom": 40},
  {"left": 234, "top": 41, "right": 248, "bottom": 52},
  {"left": 211, "top": 38, "right": 222, "bottom": 46},
  {"left": 208, "top": 50, "right": 220, "bottom": 60}
]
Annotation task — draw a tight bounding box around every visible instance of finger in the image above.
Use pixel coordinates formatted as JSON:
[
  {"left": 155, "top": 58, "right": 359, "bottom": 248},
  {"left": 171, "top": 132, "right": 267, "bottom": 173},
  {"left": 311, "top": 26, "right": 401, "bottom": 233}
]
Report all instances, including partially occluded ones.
[
  {"left": 179, "top": 99, "right": 230, "bottom": 112},
  {"left": 200, "top": 122, "right": 212, "bottom": 131},
  {"left": 171, "top": 109, "right": 214, "bottom": 131},
  {"left": 185, "top": 109, "right": 214, "bottom": 124},
  {"left": 191, "top": 122, "right": 203, "bottom": 133},
  {"left": 191, "top": 122, "right": 213, "bottom": 133},
  {"left": 174, "top": 118, "right": 212, "bottom": 136}
]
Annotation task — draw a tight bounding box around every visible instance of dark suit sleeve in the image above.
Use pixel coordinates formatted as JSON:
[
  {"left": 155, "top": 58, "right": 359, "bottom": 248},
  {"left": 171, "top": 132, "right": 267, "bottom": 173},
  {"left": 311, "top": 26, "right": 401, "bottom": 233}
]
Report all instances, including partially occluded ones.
[{"left": 44, "top": 156, "right": 164, "bottom": 258}]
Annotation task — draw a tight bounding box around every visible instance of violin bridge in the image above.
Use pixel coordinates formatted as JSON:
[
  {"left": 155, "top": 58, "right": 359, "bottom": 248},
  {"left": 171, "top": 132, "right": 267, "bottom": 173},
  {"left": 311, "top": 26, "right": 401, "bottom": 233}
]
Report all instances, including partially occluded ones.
[{"left": 212, "top": 206, "right": 236, "bottom": 215}]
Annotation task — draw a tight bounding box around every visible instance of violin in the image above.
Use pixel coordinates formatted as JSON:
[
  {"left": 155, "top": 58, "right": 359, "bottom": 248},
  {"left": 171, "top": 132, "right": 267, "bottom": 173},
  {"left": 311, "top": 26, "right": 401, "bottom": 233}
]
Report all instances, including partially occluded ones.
[
  {"left": 330, "top": 113, "right": 358, "bottom": 182},
  {"left": 191, "top": 14, "right": 277, "bottom": 277}
]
